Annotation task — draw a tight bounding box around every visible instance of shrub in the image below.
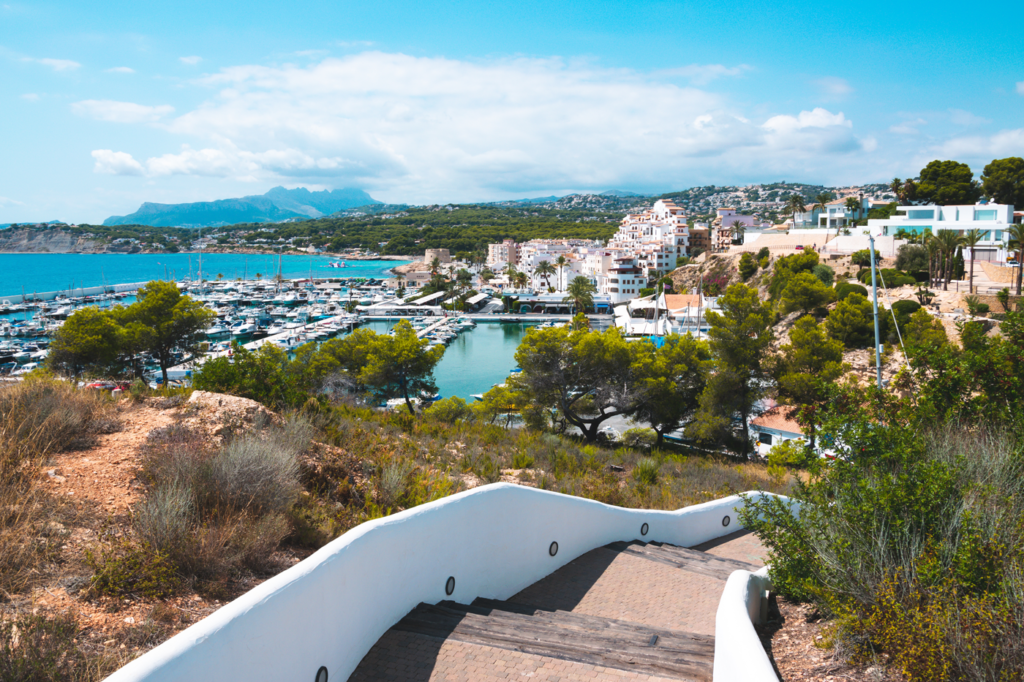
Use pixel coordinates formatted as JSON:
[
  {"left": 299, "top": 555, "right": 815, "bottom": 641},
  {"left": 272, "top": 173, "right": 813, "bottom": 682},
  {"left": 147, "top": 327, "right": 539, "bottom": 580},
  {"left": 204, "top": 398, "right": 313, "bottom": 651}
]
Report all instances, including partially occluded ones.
[
  {"left": 134, "top": 481, "right": 194, "bottom": 554},
  {"left": 621, "top": 427, "right": 657, "bottom": 450},
  {"left": 739, "top": 252, "right": 757, "bottom": 281},
  {"left": 756, "top": 247, "right": 770, "bottom": 262},
  {"left": 835, "top": 282, "right": 868, "bottom": 301},
  {"left": 963, "top": 296, "right": 989, "bottom": 316},
  {"left": 766, "top": 438, "right": 816, "bottom": 471},
  {"left": 857, "top": 267, "right": 916, "bottom": 288},
  {"left": 638, "top": 287, "right": 655, "bottom": 297},
  {"left": 851, "top": 249, "right": 872, "bottom": 267},
  {"left": 812, "top": 264, "right": 835, "bottom": 286},
  {"left": 0, "top": 612, "right": 89, "bottom": 682},
  {"left": 511, "top": 452, "right": 535, "bottom": 469},
  {"left": 85, "top": 536, "right": 180, "bottom": 599},
  {"left": 997, "top": 287, "right": 1010, "bottom": 311},
  {"left": 378, "top": 460, "right": 412, "bottom": 508},
  {"left": 424, "top": 396, "right": 474, "bottom": 423},
  {"left": 210, "top": 434, "right": 301, "bottom": 514},
  {"left": 632, "top": 457, "right": 660, "bottom": 486}
]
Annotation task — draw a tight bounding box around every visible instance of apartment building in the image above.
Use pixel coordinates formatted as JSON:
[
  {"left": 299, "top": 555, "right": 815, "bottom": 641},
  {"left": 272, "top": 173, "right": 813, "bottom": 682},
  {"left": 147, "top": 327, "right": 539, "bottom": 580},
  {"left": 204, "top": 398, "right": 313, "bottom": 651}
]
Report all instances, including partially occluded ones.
[
  {"left": 608, "top": 200, "right": 690, "bottom": 276},
  {"left": 486, "top": 239, "right": 519, "bottom": 267}
]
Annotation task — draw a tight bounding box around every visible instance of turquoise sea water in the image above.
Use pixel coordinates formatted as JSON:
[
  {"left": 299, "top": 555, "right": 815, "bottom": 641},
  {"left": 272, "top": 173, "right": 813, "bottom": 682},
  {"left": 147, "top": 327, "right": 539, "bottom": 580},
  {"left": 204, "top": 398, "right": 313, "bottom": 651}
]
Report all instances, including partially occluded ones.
[
  {"left": 0, "top": 253, "right": 407, "bottom": 297},
  {"left": 361, "top": 320, "right": 537, "bottom": 400}
]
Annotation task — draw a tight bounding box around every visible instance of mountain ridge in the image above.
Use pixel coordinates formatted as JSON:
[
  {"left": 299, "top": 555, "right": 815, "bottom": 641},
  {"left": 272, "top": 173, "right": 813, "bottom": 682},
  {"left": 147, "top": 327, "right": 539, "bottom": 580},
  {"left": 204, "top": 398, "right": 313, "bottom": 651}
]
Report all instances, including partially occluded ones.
[{"left": 103, "top": 187, "right": 380, "bottom": 228}]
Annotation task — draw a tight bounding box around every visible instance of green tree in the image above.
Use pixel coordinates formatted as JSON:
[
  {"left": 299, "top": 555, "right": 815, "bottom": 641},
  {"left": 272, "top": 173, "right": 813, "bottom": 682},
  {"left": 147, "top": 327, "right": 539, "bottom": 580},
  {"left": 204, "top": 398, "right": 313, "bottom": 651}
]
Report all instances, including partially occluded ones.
[
  {"left": 738, "top": 252, "right": 757, "bottom": 281},
  {"left": 563, "top": 276, "right": 597, "bottom": 314},
  {"left": 289, "top": 327, "right": 378, "bottom": 395},
  {"left": 934, "top": 229, "right": 964, "bottom": 290},
  {"left": 814, "top": 192, "right": 833, "bottom": 229},
  {"left": 844, "top": 196, "right": 861, "bottom": 227},
  {"left": 811, "top": 263, "right": 835, "bottom": 286},
  {"left": 515, "top": 325, "right": 647, "bottom": 441},
  {"left": 127, "top": 281, "right": 216, "bottom": 384},
  {"left": 690, "top": 284, "right": 774, "bottom": 454},
  {"left": 46, "top": 307, "right": 120, "bottom": 377},
  {"left": 980, "top": 157, "right": 1024, "bottom": 207},
  {"left": 895, "top": 244, "right": 929, "bottom": 275},
  {"left": 786, "top": 194, "right": 806, "bottom": 225},
  {"left": 903, "top": 308, "right": 948, "bottom": 354},
  {"left": 772, "top": 315, "right": 847, "bottom": 448},
  {"left": 915, "top": 159, "right": 981, "bottom": 205},
  {"left": 632, "top": 334, "right": 712, "bottom": 444},
  {"left": 780, "top": 272, "right": 836, "bottom": 316},
  {"left": 192, "top": 342, "right": 298, "bottom": 407},
  {"left": 555, "top": 255, "right": 568, "bottom": 291},
  {"left": 360, "top": 320, "right": 444, "bottom": 415},
  {"left": 768, "top": 250, "right": 820, "bottom": 300},
  {"left": 513, "top": 270, "right": 529, "bottom": 290},
  {"left": 825, "top": 292, "right": 883, "bottom": 348}
]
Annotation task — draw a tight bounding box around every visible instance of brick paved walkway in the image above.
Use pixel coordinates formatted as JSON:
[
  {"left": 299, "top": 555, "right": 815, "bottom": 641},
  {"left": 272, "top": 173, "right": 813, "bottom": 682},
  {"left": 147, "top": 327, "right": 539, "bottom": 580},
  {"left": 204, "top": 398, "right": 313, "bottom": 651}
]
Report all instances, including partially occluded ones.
[{"left": 348, "top": 532, "right": 765, "bottom": 682}]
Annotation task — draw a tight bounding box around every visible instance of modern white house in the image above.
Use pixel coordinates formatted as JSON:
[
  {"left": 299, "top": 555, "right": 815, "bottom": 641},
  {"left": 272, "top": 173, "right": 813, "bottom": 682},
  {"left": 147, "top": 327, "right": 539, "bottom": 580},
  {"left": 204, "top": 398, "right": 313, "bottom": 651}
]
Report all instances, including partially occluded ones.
[
  {"left": 866, "top": 203, "right": 1016, "bottom": 263},
  {"left": 793, "top": 196, "right": 871, "bottom": 230}
]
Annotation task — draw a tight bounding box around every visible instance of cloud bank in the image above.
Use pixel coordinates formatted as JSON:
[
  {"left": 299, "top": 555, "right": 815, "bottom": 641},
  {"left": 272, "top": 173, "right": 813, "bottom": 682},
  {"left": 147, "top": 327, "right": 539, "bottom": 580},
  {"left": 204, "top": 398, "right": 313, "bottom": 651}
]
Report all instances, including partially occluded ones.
[{"left": 80, "top": 52, "right": 870, "bottom": 200}]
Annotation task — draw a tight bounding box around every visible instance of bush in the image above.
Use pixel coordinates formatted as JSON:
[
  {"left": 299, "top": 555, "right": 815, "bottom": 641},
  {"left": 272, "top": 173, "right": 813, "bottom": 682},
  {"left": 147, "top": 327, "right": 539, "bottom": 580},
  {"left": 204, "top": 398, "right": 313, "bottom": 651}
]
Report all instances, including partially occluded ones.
[
  {"left": 835, "top": 282, "right": 868, "bottom": 301},
  {"left": 742, "top": 414, "right": 1024, "bottom": 681},
  {"left": 963, "top": 296, "right": 990, "bottom": 316},
  {"left": 756, "top": 247, "right": 770, "bottom": 262},
  {"left": 511, "top": 452, "right": 535, "bottom": 469},
  {"left": 997, "top": 288, "right": 1010, "bottom": 311},
  {"left": 812, "top": 264, "right": 835, "bottom": 286},
  {"left": 632, "top": 457, "right": 660, "bottom": 486},
  {"left": 210, "top": 434, "right": 301, "bottom": 515},
  {"left": 767, "top": 438, "right": 817, "bottom": 471},
  {"left": 851, "top": 249, "right": 872, "bottom": 267},
  {"left": 85, "top": 536, "right": 180, "bottom": 599},
  {"left": 739, "top": 253, "right": 758, "bottom": 281},
  {"left": 0, "top": 612, "right": 89, "bottom": 682},
  {"left": 638, "top": 287, "right": 655, "bottom": 297},
  {"left": 621, "top": 427, "right": 657, "bottom": 450},
  {"left": 857, "top": 267, "right": 916, "bottom": 288},
  {"left": 423, "top": 396, "right": 474, "bottom": 423}
]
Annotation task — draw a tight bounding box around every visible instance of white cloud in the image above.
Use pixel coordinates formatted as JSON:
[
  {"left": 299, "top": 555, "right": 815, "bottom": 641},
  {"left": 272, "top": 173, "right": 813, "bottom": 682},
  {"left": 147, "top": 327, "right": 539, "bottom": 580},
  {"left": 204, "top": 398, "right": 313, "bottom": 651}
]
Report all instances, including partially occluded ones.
[
  {"left": 91, "top": 150, "right": 146, "bottom": 176},
  {"left": 657, "top": 64, "right": 750, "bottom": 85},
  {"left": 0, "top": 196, "right": 25, "bottom": 207},
  {"left": 179, "top": 56, "right": 202, "bottom": 65},
  {"left": 90, "top": 53, "right": 867, "bottom": 196},
  {"left": 813, "top": 77, "right": 853, "bottom": 97},
  {"left": 72, "top": 99, "right": 174, "bottom": 124},
  {"left": 20, "top": 93, "right": 39, "bottom": 102},
  {"left": 936, "top": 129, "right": 1024, "bottom": 160},
  {"left": 106, "top": 66, "right": 135, "bottom": 74},
  {"left": 23, "top": 57, "right": 81, "bottom": 71},
  {"left": 1017, "top": 81, "right": 1024, "bottom": 95},
  {"left": 949, "top": 108, "right": 990, "bottom": 126},
  {"left": 890, "top": 117, "right": 927, "bottom": 135}
]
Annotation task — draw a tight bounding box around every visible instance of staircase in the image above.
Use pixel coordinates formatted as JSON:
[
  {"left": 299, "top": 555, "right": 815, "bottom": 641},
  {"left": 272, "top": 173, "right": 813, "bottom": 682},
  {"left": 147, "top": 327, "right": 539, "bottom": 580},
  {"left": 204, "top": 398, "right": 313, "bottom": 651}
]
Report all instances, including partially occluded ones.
[{"left": 349, "top": 533, "right": 764, "bottom": 682}]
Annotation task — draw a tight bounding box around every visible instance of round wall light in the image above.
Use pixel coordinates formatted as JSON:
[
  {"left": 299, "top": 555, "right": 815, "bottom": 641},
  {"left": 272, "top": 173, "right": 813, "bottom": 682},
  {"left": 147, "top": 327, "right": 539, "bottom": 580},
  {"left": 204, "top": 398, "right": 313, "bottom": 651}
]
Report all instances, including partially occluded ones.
[
  {"left": 722, "top": 515, "right": 731, "bottom": 527},
  {"left": 315, "top": 666, "right": 328, "bottom": 682},
  {"left": 641, "top": 522, "right": 649, "bottom": 536},
  {"left": 549, "top": 541, "right": 559, "bottom": 556},
  {"left": 445, "top": 576, "right": 455, "bottom": 596}
]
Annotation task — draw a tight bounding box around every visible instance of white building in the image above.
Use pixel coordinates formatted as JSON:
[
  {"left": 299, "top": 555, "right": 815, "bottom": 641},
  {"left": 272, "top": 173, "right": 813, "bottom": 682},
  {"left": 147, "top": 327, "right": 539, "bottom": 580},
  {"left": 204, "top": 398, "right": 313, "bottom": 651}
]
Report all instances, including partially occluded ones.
[
  {"left": 793, "top": 196, "right": 871, "bottom": 230},
  {"left": 867, "top": 203, "right": 1016, "bottom": 263},
  {"left": 486, "top": 239, "right": 519, "bottom": 267},
  {"left": 578, "top": 252, "right": 645, "bottom": 305},
  {"left": 608, "top": 200, "right": 690, "bottom": 277}
]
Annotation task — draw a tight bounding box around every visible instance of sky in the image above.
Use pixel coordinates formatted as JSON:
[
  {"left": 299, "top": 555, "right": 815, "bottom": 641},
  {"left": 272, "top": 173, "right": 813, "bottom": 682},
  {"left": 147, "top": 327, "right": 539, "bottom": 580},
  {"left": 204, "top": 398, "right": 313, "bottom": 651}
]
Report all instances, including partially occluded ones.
[{"left": 2, "top": 0, "right": 1023, "bottom": 224}]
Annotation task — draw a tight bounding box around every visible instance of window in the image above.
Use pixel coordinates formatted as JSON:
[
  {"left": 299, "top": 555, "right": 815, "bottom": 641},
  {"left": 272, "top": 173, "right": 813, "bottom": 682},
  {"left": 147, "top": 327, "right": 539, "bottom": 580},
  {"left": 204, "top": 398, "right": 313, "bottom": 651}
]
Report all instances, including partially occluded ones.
[
  {"left": 995, "top": 231, "right": 1003, "bottom": 241},
  {"left": 758, "top": 433, "right": 773, "bottom": 446},
  {"left": 975, "top": 209, "right": 997, "bottom": 221},
  {"left": 908, "top": 210, "right": 934, "bottom": 220}
]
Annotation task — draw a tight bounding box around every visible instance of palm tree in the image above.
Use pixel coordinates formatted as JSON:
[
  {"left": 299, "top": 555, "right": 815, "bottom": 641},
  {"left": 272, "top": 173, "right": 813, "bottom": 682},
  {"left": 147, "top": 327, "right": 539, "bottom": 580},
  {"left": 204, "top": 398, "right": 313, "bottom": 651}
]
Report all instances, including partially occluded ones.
[
  {"left": 923, "top": 232, "right": 939, "bottom": 288},
  {"left": 1006, "top": 224, "right": 1024, "bottom": 296},
  {"left": 429, "top": 257, "right": 441, "bottom": 275},
  {"left": 890, "top": 178, "right": 902, "bottom": 201},
  {"left": 844, "top": 197, "right": 860, "bottom": 229},
  {"left": 730, "top": 222, "right": 746, "bottom": 244},
  {"left": 555, "top": 255, "right": 568, "bottom": 291},
  {"left": 394, "top": 271, "right": 405, "bottom": 292},
  {"left": 786, "top": 194, "right": 805, "bottom": 228},
  {"left": 563, "top": 276, "right": 597, "bottom": 315},
  {"left": 814, "top": 192, "right": 834, "bottom": 230},
  {"left": 962, "top": 229, "right": 984, "bottom": 294},
  {"left": 935, "top": 230, "right": 964, "bottom": 291},
  {"left": 535, "top": 260, "right": 556, "bottom": 290},
  {"left": 513, "top": 271, "right": 529, "bottom": 291}
]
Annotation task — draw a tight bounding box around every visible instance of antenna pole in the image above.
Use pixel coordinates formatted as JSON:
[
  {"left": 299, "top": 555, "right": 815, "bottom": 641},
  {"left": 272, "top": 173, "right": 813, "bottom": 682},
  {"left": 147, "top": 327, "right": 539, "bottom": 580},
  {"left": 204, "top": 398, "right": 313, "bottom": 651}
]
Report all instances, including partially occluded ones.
[{"left": 869, "top": 234, "right": 883, "bottom": 391}]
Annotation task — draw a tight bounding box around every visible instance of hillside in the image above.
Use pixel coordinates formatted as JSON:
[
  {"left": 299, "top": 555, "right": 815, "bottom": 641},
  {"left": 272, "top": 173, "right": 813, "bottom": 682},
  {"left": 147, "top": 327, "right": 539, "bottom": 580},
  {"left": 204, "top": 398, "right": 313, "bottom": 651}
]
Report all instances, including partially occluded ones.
[{"left": 103, "top": 187, "right": 380, "bottom": 228}]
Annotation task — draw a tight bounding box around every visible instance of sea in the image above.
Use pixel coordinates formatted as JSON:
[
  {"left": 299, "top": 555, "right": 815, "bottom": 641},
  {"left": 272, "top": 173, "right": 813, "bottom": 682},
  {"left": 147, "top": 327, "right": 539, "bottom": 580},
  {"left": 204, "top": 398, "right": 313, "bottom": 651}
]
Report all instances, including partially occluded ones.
[
  {"left": 0, "top": 253, "right": 535, "bottom": 401},
  {"left": 0, "top": 253, "right": 402, "bottom": 297}
]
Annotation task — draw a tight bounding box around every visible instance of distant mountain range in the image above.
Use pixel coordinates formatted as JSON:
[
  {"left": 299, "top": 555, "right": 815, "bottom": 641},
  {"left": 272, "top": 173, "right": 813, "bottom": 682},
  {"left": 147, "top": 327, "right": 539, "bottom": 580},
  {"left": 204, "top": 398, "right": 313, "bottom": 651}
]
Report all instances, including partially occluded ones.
[{"left": 102, "top": 187, "right": 381, "bottom": 228}]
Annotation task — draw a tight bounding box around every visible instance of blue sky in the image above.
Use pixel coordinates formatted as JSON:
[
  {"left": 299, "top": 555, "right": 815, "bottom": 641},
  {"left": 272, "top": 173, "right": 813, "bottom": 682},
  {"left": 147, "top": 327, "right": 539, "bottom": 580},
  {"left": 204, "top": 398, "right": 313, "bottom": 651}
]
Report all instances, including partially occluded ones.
[{"left": 3, "top": 0, "right": 1023, "bottom": 223}]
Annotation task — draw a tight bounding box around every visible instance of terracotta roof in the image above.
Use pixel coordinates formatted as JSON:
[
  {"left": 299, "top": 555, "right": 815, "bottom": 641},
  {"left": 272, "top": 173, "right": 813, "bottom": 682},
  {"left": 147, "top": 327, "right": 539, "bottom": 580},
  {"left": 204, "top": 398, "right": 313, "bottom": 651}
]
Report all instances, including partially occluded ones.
[
  {"left": 750, "top": 407, "right": 803, "bottom": 435},
  {"left": 663, "top": 294, "right": 701, "bottom": 310}
]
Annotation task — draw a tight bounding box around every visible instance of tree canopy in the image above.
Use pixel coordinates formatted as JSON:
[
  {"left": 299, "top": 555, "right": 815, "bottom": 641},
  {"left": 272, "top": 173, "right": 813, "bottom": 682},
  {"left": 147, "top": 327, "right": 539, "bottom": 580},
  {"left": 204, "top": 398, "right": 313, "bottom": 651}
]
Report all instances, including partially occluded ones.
[
  {"left": 981, "top": 157, "right": 1024, "bottom": 207},
  {"left": 914, "top": 160, "right": 981, "bottom": 205}
]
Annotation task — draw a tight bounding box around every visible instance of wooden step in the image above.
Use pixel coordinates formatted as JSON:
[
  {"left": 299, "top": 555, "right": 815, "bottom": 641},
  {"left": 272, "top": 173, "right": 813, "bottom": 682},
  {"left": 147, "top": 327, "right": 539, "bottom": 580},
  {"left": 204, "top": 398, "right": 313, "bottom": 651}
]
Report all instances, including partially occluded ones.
[
  {"left": 605, "top": 540, "right": 760, "bottom": 581},
  {"left": 467, "top": 598, "right": 714, "bottom": 650},
  {"left": 392, "top": 602, "right": 713, "bottom": 681}
]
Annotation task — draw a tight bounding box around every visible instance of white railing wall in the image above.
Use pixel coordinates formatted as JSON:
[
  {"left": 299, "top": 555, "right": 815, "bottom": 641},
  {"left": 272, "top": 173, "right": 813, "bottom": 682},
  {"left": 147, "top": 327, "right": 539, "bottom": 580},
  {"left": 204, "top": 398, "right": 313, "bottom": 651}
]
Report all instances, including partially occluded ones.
[
  {"left": 105, "top": 483, "right": 778, "bottom": 682},
  {"left": 713, "top": 567, "right": 777, "bottom": 682}
]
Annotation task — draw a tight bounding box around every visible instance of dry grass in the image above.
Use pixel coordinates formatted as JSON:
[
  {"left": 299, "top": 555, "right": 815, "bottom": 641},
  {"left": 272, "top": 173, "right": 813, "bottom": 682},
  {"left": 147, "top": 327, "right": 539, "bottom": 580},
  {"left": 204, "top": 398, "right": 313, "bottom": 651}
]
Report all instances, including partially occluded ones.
[{"left": 0, "top": 379, "right": 114, "bottom": 594}]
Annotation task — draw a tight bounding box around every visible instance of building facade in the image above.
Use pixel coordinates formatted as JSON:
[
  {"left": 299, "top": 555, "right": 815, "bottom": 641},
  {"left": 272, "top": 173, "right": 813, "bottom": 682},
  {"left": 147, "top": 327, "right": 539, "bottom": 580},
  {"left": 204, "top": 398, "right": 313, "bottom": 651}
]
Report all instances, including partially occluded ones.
[
  {"left": 486, "top": 239, "right": 518, "bottom": 267},
  {"left": 867, "top": 203, "right": 1016, "bottom": 263},
  {"left": 608, "top": 200, "right": 690, "bottom": 277}
]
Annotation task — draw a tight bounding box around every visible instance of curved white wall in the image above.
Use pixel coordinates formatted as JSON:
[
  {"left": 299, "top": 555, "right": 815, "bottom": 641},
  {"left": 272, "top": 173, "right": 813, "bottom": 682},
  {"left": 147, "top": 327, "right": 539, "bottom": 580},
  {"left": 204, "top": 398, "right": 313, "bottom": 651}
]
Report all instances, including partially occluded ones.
[
  {"left": 713, "top": 567, "right": 777, "bottom": 682},
  {"left": 105, "top": 483, "right": 775, "bottom": 682}
]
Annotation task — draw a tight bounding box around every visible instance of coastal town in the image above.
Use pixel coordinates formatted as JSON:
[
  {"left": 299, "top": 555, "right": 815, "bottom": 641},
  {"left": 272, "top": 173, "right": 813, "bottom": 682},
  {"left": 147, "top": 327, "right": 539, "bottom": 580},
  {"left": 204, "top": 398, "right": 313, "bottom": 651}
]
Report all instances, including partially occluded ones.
[{"left": 4, "top": 3, "right": 1024, "bottom": 679}]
